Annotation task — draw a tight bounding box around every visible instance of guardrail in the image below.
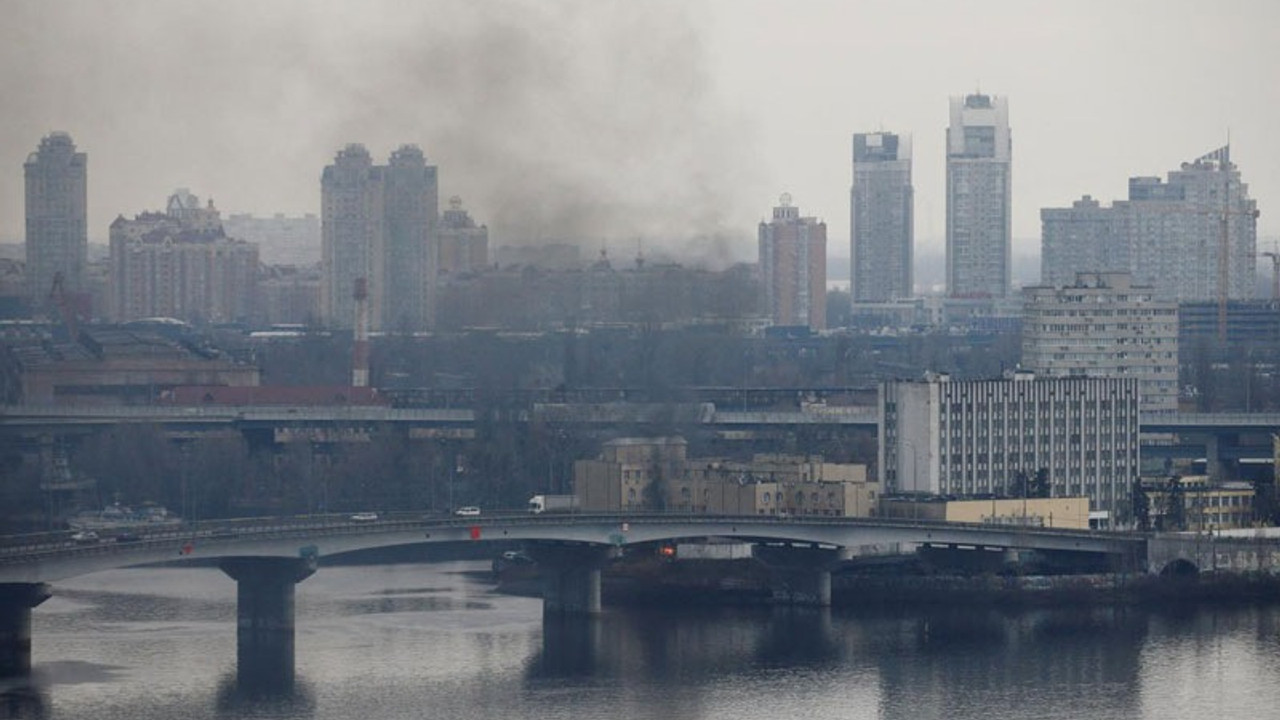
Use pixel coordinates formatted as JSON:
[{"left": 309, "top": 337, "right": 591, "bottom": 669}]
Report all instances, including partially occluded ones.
[{"left": 0, "top": 510, "right": 1144, "bottom": 567}]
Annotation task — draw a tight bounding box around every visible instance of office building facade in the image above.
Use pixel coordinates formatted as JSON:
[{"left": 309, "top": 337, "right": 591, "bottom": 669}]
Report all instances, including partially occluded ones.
[
  {"left": 850, "top": 132, "right": 913, "bottom": 302},
  {"left": 1022, "top": 272, "right": 1179, "bottom": 415},
  {"left": 758, "top": 194, "right": 826, "bottom": 329},
  {"left": 24, "top": 132, "right": 88, "bottom": 310},
  {"left": 879, "top": 373, "right": 1140, "bottom": 522},
  {"left": 946, "top": 94, "right": 1012, "bottom": 299}
]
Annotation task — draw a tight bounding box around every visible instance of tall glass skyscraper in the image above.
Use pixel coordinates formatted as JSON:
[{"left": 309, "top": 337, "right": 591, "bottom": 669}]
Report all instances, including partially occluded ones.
[
  {"left": 945, "top": 93, "right": 1011, "bottom": 298},
  {"left": 850, "top": 132, "right": 913, "bottom": 302}
]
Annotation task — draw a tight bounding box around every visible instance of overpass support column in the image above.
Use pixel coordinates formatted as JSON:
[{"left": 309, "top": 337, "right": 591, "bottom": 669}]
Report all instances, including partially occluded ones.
[
  {"left": 1204, "top": 434, "right": 1222, "bottom": 480},
  {"left": 219, "top": 557, "right": 317, "bottom": 690},
  {"left": 0, "top": 583, "right": 51, "bottom": 678},
  {"left": 753, "top": 545, "right": 846, "bottom": 607},
  {"left": 528, "top": 544, "right": 615, "bottom": 616}
]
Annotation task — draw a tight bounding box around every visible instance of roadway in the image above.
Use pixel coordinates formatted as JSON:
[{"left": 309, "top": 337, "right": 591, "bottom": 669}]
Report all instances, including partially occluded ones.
[{"left": 0, "top": 511, "right": 1144, "bottom": 583}]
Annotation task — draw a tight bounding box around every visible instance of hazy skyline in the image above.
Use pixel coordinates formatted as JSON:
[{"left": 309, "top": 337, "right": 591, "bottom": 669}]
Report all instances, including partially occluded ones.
[{"left": 2, "top": 0, "right": 1277, "bottom": 267}]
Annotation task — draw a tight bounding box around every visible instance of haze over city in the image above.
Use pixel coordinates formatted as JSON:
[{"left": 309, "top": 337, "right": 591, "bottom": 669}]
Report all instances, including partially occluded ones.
[{"left": 2, "top": 0, "right": 1277, "bottom": 266}]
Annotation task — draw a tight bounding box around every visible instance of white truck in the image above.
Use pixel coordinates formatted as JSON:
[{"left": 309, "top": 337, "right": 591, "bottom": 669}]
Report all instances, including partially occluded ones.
[{"left": 528, "top": 494, "right": 580, "bottom": 514}]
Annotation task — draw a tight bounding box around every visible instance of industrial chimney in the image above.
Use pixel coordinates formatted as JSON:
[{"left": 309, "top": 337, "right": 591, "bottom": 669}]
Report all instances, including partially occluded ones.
[{"left": 352, "top": 277, "right": 370, "bottom": 387}]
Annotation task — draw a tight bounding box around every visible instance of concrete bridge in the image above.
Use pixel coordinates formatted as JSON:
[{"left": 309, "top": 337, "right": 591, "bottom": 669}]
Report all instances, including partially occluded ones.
[{"left": 0, "top": 512, "right": 1142, "bottom": 682}]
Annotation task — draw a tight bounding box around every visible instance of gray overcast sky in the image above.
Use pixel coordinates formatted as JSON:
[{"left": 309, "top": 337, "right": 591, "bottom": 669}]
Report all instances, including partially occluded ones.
[{"left": 2, "top": 0, "right": 1277, "bottom": 266}]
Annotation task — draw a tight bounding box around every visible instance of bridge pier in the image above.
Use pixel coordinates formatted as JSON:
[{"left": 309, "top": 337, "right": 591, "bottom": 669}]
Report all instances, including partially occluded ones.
[
  {"left": 0, "top": 583, "right": 51, "bottom": 679},
  {"left": 528, "top": 544, "right": 614, "bottom": 616},
  {"left": 753, "top": 545, "right": 846, "bottom": 607},
  {"left": 218, "top": 557, "right": 316, "bottom": 691}
]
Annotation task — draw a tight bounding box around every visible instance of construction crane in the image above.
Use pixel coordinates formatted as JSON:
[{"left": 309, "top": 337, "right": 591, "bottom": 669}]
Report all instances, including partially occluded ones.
[{"left": 1133, "top": 147, "right": 1259, "bottom": 342}]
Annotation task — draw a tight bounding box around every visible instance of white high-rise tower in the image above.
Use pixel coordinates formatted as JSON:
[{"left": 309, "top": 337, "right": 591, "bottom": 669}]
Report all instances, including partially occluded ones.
[{"left": 946, "top": 93, "right": 1011, "bottom": 298}]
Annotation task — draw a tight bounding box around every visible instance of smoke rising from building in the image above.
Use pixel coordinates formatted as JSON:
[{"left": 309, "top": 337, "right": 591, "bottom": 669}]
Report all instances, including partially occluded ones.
[{"left": 0, "top": 0, "right": 760, "bottom": 265}]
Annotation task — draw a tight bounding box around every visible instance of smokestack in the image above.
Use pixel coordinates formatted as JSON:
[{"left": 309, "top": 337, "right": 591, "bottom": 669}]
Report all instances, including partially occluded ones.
[{"left": 352, "top": 277, "right": 370, "bottom": 387}]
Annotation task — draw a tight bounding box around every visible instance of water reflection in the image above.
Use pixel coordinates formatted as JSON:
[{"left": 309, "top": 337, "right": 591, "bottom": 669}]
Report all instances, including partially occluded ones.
[
  {"left": 873, "top": 607, "right": 1146, "bottom": 720},
  {"left": 528, "top": 615, "right": 601, "bottom": 678},
  {"left": 0, "top": 679, "right": 46, "bottom": 720},
  {"left": 26, "top": 565, "right": 1280, "bottom": 720},
  {"left": 756, "top": 608, "right": 840, "bottom": 667},
  {"left": 214, "top": 671, "right": 315, "bottom": 719}
]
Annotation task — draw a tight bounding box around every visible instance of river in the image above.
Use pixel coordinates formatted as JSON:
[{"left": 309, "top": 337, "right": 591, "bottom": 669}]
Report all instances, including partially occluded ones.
[{"left": 7, "top": 561, "right": 1280, "bottom": 719}]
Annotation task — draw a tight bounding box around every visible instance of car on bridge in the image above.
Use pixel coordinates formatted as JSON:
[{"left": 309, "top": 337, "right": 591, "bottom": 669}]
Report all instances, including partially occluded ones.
[
  {"left": 349, "top": 512, "right": 379, "bottom": 522},
  {"left": 454, "top": 506, "right": 481, "bottom": 517},
  {"left": 71, "top": 530, "right": 99, "bottom": 544}
]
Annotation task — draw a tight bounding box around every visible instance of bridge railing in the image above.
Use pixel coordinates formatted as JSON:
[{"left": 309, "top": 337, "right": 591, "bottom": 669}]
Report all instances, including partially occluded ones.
[{"left": 0, "top": 511, "right": 1147, "bottom": 566}]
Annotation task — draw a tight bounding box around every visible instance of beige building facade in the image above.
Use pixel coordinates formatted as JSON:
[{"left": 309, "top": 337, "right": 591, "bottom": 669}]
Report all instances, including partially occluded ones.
[
  {"left": 574, "top": 440, "right": 878, "bottom": 518},
  {"left": 879, "top": 496, "right": 1091, "bottom": 530},
  {"left": 1022, "top": 271, "right": 1178, "bottom": 415}
]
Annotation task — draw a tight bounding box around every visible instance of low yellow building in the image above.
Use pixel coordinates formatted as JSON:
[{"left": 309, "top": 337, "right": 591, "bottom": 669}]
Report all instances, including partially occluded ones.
[
  {"left": 1144, "top": 475, "right": 1255, "bottom": 531},
  {"left": 879, "top": 496, "right": 1092, "bottom": 530},
  {"left": 574, "top": 437, "right": 688, "bottom": 512}
]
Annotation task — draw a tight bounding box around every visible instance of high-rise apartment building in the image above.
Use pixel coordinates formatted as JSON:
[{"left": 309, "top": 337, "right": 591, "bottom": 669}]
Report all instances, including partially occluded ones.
[
  {"left": 1039, "top": 147, "right": 1258, "bottom": 303},
  {"left": 108, "top": 189, "right": 259, "bottom": 324},
  {"left": 24, "top": 132, "right": 88, "bottom": 310},
  {"left": 758, "top": 194, "right": 826, "bottom": 330},
  {"left": 1121, "top": 148, "right": 1257, "bottom": 302},
  {"left": 946, "top": 93, "right": 1012, "bottom": 298},
  {"left": 1040, "top": 196, "right": 1126, "bottom": 288},
  {"left": 850, "top": 132, "right": 913, "bottom": 302},
  {"left": 321, "top": 144, "right": 377, "bottom": 330},
  {"left": 321, "top": 144, "right": 438, "bottom": 331},
  {"left": 222, "top": 212, "right": 320, "bottom": 266},
  {"left": 437, "top": 196, "right": 489, "bottom": 276},
  {"left": 1022, "top": 272, "right": 1179, "bottom": 415},
  {"left": 879, "top": 372, "right": 1139, "bottom": 522},
  {"left": 383, "top": 145, "right": 438, "bottom": 330}
]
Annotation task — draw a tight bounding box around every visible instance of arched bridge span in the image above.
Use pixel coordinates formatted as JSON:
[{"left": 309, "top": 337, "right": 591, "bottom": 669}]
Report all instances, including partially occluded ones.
[{"left": 0, "top": 513, "right": 1142, "bottom": 584}]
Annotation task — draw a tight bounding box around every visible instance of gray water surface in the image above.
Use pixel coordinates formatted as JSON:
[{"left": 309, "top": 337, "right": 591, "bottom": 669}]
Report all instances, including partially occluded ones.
[{"left": 9, "top": 562, "right": 1280, "bottom": 720}]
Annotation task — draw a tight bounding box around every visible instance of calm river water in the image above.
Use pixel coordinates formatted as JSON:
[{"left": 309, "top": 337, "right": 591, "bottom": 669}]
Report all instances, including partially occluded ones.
[{"left": 7, "top": 561, "right": 1280, "bottom": 720}]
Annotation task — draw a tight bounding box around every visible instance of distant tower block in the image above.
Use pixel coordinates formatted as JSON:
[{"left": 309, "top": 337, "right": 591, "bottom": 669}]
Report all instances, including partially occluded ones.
[{"left": 352, "top": 278, "right": 370, "bottom": 387}]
